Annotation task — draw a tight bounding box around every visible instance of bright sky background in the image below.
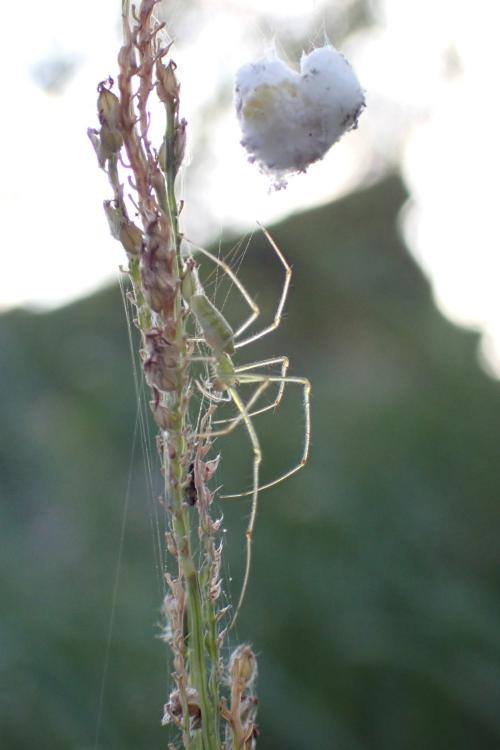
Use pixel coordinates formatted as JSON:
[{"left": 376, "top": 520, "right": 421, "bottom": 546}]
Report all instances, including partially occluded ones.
[{"left": 2, "top": 0, "right": 500, "bottom": 373}]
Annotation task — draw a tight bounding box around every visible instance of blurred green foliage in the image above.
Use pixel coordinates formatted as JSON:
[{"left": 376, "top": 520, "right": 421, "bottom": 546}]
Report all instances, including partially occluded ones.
[{"left": 2, "top": 176, "right": 500, "bottom": 749}]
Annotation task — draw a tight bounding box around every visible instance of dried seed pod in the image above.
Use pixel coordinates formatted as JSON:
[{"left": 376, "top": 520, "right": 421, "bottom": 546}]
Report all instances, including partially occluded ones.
[
  {"left": 118, "top": 220, "right": 143, "bottom": 255},
  {"left": 97, "top": 82, "right": 121, "bottom": 129},
  {"left": 181, "top": 260, "right": 198, "bottom": 301},
  {"left": 174, "top": 118, "right": 187, "bottom": 171},
  {"left": 158, "top": 118, "right": 187, "bottom": 175},
  {"left": 141, "top": 272, "right": 176, "bottom": 315},
  {"left": 157, "top": 60, "right": 180, "bottom": 105},
  {"left": 142, "top": 329, "right": 179, "bottom": 392},
  {"left": 229, "top": 644, "right": 258, "bottom": 689},
  {"left": 143, "top": 212, "right": 172, "bottom": 262},
  {"left": 96, "top": 81, "right": 123, "bottom": 159},
  {"left": 99, "top": 125, "right": 123, "bottom": 157},
  {"left": 103, "top": 201, "right": 142, "bottom": 255},
  {"left": 158, "top": 137, "right": 167, "bottom": 173},
  {"left": 150, "top": 398, "right": 175, "bottom": 431},
  {"left": 140, "top": 217, "right": 176, "bottom": 312}
]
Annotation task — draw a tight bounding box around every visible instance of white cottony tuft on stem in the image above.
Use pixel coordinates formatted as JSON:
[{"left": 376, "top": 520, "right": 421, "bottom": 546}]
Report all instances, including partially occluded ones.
[{"left": 235, "top": 44, "right": 365, "bottom": 187}]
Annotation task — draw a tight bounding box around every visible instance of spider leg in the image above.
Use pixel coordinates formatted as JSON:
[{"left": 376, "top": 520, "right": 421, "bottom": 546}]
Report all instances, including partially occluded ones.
[
  {"left": 225, "top": 385, "right": 262, "bottom": 628},
  {"left": 185, "top": 239, "right": 259, "bottom": 338},
  {"left": 186, "top": 224, "right": 291, "bottom": 347},
  {"left": 196, "top": 381, "right": 271, "bottom": 439},
  {"left": 195, "top": 380, "right": 231, "bottom": 404},
  {"left": 194, "top": 380, "right": 267, "bottom": 626},
  {"left": 213, "top": 356, "right": 289, "bottom": 424},
  {"left": 234, "top": 224, "right": 291, "bottom": 349},
  {"left": 219, "top": 374, "right": 311, "bottom": 498},
  {"left": 195, "top": 373, "right": 310, "bottom": 624},
  {"left": 189, "top": 355, "right": 232, "bottom": 404}
]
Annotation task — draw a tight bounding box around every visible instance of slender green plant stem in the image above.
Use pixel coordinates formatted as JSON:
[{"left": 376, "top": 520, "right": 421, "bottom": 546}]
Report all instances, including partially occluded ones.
[{"left": 164, "top": 96, "right": 220, "bottom": 750}]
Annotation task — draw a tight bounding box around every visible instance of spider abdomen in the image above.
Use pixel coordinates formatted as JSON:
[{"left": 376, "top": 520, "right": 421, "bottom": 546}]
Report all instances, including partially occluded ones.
[{"left": 190, "top": 294, "right": 235, "bottom": 355}]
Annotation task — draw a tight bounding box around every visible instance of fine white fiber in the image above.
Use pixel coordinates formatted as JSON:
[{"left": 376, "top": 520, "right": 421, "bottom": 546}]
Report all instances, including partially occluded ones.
[{"left": 234, "top": 45, "right": 365, "bottom": 187}]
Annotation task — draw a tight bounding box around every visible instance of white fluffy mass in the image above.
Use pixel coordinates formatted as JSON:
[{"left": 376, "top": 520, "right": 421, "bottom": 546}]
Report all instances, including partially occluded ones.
[{"left": 234, "top": 45, "right": 365, "bottom": 186}]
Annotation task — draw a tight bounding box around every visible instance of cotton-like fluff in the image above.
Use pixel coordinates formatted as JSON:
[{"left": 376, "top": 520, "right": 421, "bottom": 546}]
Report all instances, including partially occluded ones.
[{"left": 234, "top": 45, "right": 365, "bottom": 186}]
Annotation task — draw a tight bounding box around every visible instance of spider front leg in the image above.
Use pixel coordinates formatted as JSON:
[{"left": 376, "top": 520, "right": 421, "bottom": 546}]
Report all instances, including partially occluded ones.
[
  {"left": 226, "top": 385, "right": 262, "bottom": 628},
  {"left": 235, "top": 224, "right": 292, "bottom": 349},
  {"left": 185, "top": 223, "right": 291, "bottom": 347}
]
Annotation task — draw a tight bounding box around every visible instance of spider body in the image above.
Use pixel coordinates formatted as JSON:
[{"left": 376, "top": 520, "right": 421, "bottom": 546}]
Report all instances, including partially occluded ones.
[{"left": 189, "top": 293, "right": 235, "bottom": 356}]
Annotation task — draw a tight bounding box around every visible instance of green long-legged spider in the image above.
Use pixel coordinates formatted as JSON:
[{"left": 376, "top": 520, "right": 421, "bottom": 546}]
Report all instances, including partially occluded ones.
[{"left": 182, "top": 226, "right": 311, "bottom": 625}]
